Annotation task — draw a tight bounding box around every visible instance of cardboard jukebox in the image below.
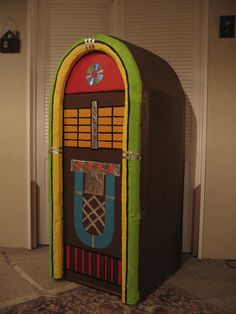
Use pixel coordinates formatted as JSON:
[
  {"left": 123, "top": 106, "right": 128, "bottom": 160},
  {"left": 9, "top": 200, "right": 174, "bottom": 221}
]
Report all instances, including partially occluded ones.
[{"left": 49, "top": 35, "right": 185, "bottom": 304}]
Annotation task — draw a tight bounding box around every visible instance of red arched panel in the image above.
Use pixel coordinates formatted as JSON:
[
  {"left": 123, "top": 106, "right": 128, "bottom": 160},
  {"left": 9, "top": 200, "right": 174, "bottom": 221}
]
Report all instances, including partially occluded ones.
[{"left": 65, "top": 51, "right": 125, "bottom": 94}]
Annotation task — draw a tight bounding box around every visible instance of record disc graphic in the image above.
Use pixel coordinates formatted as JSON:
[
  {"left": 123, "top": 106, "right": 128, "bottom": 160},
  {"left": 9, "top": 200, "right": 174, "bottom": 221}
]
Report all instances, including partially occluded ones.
[{"left": 86, "top": 64, "right": 104, "bottom": 85}]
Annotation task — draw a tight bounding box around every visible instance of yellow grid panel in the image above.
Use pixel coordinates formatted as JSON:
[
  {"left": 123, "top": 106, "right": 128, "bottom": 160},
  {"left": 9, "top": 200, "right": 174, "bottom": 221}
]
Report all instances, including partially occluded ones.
[
  {"left": 64, "top": 125, "right": 77, "bottom": 132},
  {"left": 79, "top": 141, "right": 91, "bottom": 147},
  {"left": 64, "top": 117, "right": 77, "bottom": 125},
  {"left": 79, "top": 125, "right": 91, "bottom": 132},
  {"left": 113, "top": 125, "right": 123, "bottom": 133},
  {"left": 114, "top": 107, "right": 124, "bottom": 116},
  {"left": 98, "top": 133, "right": 112, "bottom": 141},
  {"left": 64, "top": 140, "right": 77, "bottom": 147},
  {"left": 79, "top": 133, "right": 91, "bottom": 140},
  {"left": 113, "top": 117, "right": 124, "bottom": 125},
  {"left": 64, "top": 133, "right": 78, "bottom": 140},
  {"left": 63, "top": 106, "right": 124, "bottom": 149},
  {"left": 64, "top": 109, "right": 78, "bottom": 117},
  {"left": 99, "top": 107, "right": 112, "bottom": 116},
  {"left": 98, "top": 117, "right": 112, "bottom": 125},
  {"left": 99, "top": 125, "right": 112, "bottom": 133},
  {"left": 113, "top": 142, "right": 123, "bottom": 149},
  {"left": 79, "top": 117, "right": 91, "bottom": 125},
  {"left": 98, "top": 141, "right": 112, "bottom": 148},
  {"left": 79, "top": 108, "right": 90, "bottom": 117},
  {"left": 113, "top": 133, "right": 123, "bottom": 141}
]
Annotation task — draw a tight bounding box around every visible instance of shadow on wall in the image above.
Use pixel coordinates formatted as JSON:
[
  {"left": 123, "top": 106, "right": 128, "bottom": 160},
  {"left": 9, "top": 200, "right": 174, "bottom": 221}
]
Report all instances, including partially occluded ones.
[{"left": 182, "top": 94, "right": 198, "bottom": 255}]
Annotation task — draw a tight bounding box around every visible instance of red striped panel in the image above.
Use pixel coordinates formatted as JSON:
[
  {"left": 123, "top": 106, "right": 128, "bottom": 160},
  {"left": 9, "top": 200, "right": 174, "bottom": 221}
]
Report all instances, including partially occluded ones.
[
  {"left": 81, "top": 249, "right": 85, "bottom": 274},
  {"left": 110, "top": 257, "right": 114, "bottom": 283},
  {"left": 65, "top": 245, "right": 121, "bottom": 286},
  {"left": 117, "top": 260, "right": 122, "bottom": 286},
  {"left": 66, "top": 245, "right": 70, "bottom": 269},
  {"left": 88, "top": 251, "right": 92, "bottom": 276},
  {"left": 96, "top": 253, "right": 101, "bottom": 279},
  {"left": 74, "top": 247, "right": 78, "bottom": 272},
  {"left": 104, "top": 256, "right": 108, "bottom": 281}
]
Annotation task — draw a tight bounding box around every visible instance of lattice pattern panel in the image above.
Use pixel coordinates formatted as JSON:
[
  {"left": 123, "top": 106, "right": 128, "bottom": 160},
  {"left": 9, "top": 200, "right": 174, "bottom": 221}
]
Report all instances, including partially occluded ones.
[{"left": 82, "top": 195, "right": 105, "bottom": 236}]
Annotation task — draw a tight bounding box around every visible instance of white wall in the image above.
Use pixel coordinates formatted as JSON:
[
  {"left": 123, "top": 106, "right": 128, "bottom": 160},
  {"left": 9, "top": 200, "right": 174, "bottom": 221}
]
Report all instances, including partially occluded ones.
[
  {"left": 203, "top": 0, "right": 236, "bottom": 258},
  {"left": 0, "top": 0, "right": 236, "bottom": 258},
  {"left": 0, "top": 0, "right": 28, "bottom": 247}
]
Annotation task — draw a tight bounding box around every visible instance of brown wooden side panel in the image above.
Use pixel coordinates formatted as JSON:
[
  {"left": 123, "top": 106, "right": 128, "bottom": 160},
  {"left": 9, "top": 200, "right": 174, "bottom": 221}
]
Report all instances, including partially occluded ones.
[{"left": 139, "top": 90, "right": 185, "bottom": 299}]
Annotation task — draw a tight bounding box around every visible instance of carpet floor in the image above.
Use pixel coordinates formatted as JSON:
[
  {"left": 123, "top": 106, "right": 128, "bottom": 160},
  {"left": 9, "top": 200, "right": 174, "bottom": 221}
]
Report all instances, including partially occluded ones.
[{"left": 1, "top": 283, "right": 223, "bottom": 314}]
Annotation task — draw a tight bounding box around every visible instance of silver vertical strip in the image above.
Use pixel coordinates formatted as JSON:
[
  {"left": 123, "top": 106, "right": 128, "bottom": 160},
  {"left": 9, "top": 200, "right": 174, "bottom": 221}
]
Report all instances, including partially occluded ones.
[{"left": 91, "top": 100, "right": 98, "bottom": 149}]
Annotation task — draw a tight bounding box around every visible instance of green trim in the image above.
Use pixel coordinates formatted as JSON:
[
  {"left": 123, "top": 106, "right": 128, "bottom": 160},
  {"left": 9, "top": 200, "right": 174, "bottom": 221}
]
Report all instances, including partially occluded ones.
[{"left": 96, "top": 34, "right": 142, "bottom": 304}]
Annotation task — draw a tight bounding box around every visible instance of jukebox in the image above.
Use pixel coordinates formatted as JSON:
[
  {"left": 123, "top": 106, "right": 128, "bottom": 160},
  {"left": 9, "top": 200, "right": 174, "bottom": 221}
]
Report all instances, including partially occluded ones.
[{"left": 49, "top": 34, "right": 185, "bottom": 304}]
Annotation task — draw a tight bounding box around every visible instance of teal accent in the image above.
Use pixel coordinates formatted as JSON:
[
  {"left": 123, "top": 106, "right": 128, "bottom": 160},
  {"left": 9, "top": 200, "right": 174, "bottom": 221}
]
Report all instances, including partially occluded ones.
[
  {"left": 73, "top": 172, "right": 115, "bottom": 249},
  {"left": 106, "top": 174, "right": 115, "bottom": 196},
  {"left": 75, "top": 171, "right": 83, "bottom": 192}
]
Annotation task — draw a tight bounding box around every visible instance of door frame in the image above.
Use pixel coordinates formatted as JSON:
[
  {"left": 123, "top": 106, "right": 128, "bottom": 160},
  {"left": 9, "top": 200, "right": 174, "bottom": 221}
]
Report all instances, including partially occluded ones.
[{"left": 26, "top": 0, "right": 39, "bottom": 249}]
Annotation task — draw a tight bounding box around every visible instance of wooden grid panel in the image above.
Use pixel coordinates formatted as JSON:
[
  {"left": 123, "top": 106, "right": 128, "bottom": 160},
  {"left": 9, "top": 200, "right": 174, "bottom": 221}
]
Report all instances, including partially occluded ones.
[
  {"left": 98, "top": 106, "right": 124, "bottom": 149},
  {"left": 64, "top": 108, "right": 91, "bottom": 148},
  {"left": 63, "top": 106, "right": 124, "bottom": 149}
]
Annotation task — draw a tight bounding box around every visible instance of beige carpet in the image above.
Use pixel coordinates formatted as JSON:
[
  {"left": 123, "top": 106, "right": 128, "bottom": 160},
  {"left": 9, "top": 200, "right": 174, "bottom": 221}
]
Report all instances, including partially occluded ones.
[{"left": 0, "top": 247, "right": 236, "bottom": 313}]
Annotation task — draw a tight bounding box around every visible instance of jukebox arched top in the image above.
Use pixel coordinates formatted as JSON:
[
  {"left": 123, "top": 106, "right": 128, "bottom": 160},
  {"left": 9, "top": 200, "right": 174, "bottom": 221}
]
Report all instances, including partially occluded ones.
[
  {"left": 65, "top": 51, "right": 125, "bottom": 93},
  {"left": 49, "top": 34, "right": 185, "bottom": 305}
]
